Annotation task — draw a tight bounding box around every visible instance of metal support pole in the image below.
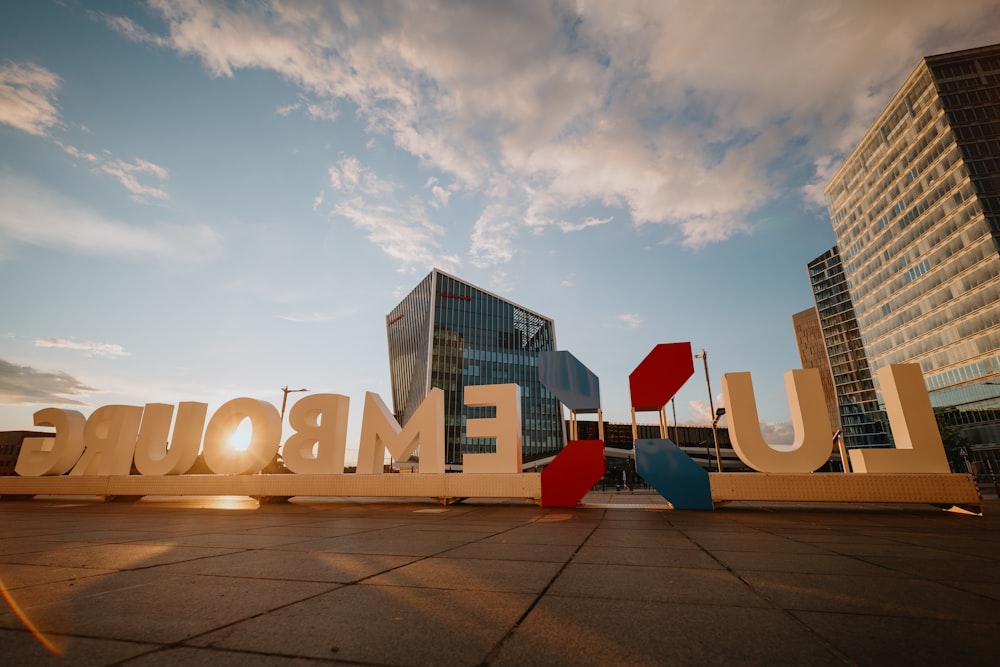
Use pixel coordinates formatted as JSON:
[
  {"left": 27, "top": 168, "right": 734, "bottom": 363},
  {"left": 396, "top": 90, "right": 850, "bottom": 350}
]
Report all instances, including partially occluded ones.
[
  {"left": 834, "top": 429, "right": 851, "bottom": 473},
  {"left": 695, "top": 350, "right": 723, "bottom": 472}
]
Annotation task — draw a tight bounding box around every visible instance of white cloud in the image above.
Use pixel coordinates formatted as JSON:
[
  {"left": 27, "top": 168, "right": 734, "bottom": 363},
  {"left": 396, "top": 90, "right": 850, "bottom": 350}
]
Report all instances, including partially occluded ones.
[
  {"left": 0, "top": 61, "right": 61, "bottom": 136},
  {"left": 758, "top": 420, "right": 795, "bottom": 446},
  {"left": 489, "top": 270, "right": 513, "bottom": 294},
  {"left": 34, "top": 338, "right": 130, "bottom": 358},
  {"left": 278, "top": 307, "right": 361, "bottom": 323},
  {"left": 328, "top": 156, "right": 393, "bottom": 196},
  {"left": 558, "top": 216, "right": 613, "bottom": 233},
  {"left": 0, "top": 173, "right": 221, "bottom": 264},
  {"left": 105, "top": 0, "right": 1000, "bottom": 263},
  {"left": 56, "top": 141, "right": 99, "bottom": 163},
  {"left": 94, "top": 11, "right": 168, "bottom": 47},
  {"left": 0, "top": 60, "right": 170, "bottom": 203},
  {"left": 324, "top": 155, "right": 458, "bottom": 270},
  {"left": 617, "top": 313, "right": 643, "bottom": 330},
  {"left": 470, "top": 203, "right": 518, "bottom": 268},
  {"left": 688, "top": 399, "right": 712, "bottom": 423},
  {"left": 430, "top": 185, "right": 451, "bottom": 208},
  {"left": 99, "top": 157, "right": 170, "bottom": 203},
  {"left": 0, "top": 358, "right": 96, "bottom": 405}
]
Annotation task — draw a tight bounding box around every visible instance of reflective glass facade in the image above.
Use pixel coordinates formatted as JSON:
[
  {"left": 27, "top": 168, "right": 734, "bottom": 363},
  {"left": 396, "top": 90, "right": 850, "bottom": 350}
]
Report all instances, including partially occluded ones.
[
  {"left": 806, "top": 249, "right": 890, "bottom": 449},
  {"left": 386, "top": 269, "right": 564, "bottom": 468},
  {"left": 791, "top": 306, "right": 841, "bottom": 444},
  {"left": 824, "top": 44, "right": 1000, "bottom": 462}
]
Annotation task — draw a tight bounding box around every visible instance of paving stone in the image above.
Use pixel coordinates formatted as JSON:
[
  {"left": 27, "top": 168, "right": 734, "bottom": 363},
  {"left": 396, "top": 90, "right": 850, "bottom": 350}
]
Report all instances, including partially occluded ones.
[
  {"left": 711, "top": 550, "right": 897, "bottom": 576},
  {"left": 0, "top": 563, "right": 114, "bottom": 589},
  {"left": 572, "top": 544, "right": 722, "bottom": 569},
  {"left": 481, "top": 526, "right": 593, "bottom": 546},
  {"left": 150, "top": 549, "right": 420, "bottom": 583},
  {"left": 0, "top": 570, "right": 336, "bottom": 643},
  {"left": 1, "top": 495, "right": 998, "bottom": 665},
  {"left": 742, "top": 571, "right": 1000, "bottom": 620},
  {"left": 0, "top": 627, "right": 157, "bottom": 666},
  {"left": 122, "top": 646, "right": 321, "bottom": 666},
  {"left": 584, "top": 527, "right": 700, "bottom": 549},
  {"left": 438, "top": 541, "right": 578, "bottom": 562},
  {"left": 548, "top": 562, "right": 768, "bottom": 607},
  {"left": 0, "top": 543, "right": 241, "bottom": 571},
  {"left": 792, "top": 610, "right": 1000, "bottom": 665},
  {"left": 491, "top": 596, "right": 844, "bottom": 666},
  {"left": 360, "top": 556, "right": 562, "bottom": 594},
  {"left": 189, "top": 585, "right": 533, "bottom": 665}
]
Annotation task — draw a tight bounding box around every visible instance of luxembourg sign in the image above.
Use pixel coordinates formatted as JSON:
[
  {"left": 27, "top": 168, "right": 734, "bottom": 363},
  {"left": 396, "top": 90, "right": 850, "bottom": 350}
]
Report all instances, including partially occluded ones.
[{"left": 0, "top": 342, "right": 979, "bottom": 511}]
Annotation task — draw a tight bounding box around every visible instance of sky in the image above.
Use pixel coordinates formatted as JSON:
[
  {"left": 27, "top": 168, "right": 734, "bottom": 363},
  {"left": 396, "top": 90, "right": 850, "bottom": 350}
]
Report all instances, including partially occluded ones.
[{"left": 2, "top": 0, "right": 1000, "bottom": 464}]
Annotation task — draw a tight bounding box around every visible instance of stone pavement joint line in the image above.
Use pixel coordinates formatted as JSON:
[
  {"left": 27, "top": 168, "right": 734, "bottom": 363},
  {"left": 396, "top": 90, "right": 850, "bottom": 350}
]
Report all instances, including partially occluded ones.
[{"left": 0, "top": 493, "right": 998, "bottom": 666}]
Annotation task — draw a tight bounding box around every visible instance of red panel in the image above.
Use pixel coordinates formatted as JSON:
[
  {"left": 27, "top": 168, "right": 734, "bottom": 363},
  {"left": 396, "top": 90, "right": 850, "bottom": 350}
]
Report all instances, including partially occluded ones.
[
  {"left": 541, "top": 440, "right": 606, "bottom": 508},
  {"left": 628, "top": 342, "right": 695, "bottom": 410}
]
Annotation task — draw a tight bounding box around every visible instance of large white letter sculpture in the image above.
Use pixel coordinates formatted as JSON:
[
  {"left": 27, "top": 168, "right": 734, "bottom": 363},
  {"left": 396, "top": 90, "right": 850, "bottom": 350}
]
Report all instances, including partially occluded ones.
[
  {"left": 202, "top": 398, "right": 281, "bottom": 475},
  {"left": 15, "top": 408, "right": 86, "bottom": 476},
  {"left": 722, "top": 369, "right": 833, "bottom": 473},
  {"left": 283, "top": 393, "right": 351, "bottom": 474},
  {"left": 71, "top": 405, "right": 144, "bottom": 475},
  {"left": 357, "top": 389, "right": 444, "bottom": 474},
  {"left": 463, "top": 384, "right": 522, "bottom": 474},
  {"left": 848, "top": 364, "right": 950, "bottom": 473},
  {"left": 133, "top": 402, "right": 207, "bottom": 475}
]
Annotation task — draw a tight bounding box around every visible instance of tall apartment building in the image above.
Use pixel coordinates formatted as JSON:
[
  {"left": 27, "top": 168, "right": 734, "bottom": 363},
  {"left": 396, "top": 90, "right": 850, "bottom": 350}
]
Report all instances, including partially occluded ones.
[
  {"left": 804, "top": 248, "right": 890, "bottom": 449},
  {"left": 823, "top": 43, "right": 1000, "bottom": 467},
  {"left": 791, "top": 305, "right": 841, "bottom": 444},
  {"left": 386, "top": 269, "right": 564, "bottom": 468}
]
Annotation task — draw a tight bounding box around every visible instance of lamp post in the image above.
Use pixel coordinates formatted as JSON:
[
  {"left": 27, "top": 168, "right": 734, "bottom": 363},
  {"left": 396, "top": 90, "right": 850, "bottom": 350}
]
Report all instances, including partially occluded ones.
[
  {"left": 694, "top": 350, "right": 723, "bottom": 472},
  {"left": 671, "top": 397, "right": 677, "bottom": 442},
  {"left": 280, "top": 386, "right": 308, "bottom": 425}
]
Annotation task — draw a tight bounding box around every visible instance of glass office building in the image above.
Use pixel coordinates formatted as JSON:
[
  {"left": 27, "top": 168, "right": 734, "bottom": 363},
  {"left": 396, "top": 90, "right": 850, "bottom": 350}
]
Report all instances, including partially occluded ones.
[
  {"left": 823, "top": 44, "right": 1000, "bottom": 466},
  {"left": 386, "top": 269, "right": 564, "bottom": 468},
  {"left": 791, "top": 305, "right": 841, "bottom": 445},
  {"left": 805, "top": 248, "right": 890, "bottom": 449}
]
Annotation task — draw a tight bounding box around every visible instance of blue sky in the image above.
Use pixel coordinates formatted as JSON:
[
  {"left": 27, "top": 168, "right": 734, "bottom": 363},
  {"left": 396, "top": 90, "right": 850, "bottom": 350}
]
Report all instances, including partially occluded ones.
[{"left": 2, "top": 1, "right": 999, "bottom": 464}]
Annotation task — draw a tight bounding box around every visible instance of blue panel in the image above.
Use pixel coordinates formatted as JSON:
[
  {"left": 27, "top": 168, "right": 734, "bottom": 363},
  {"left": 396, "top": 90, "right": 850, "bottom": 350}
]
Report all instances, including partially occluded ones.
[
  {"left": 635, "top": 439, "right": 713, "bottom": 510},
  {"left": 538, "top": 351, "right": 601, "bottom": 410}
]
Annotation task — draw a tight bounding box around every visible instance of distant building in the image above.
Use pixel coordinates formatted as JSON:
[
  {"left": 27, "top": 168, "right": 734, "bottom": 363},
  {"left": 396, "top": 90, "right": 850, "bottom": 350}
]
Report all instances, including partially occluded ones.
[
  {"left": 0, "top": 431, "right": 51, "bottom": 476},
  {"left": 805, "top": 248, "right": 890, "bottom": 449},
  {"left": 573, "top": 421, "right": 761, "bottom": 481},
  {"left": 823, "top": 43, "right": 1000, "bottom": 468},
  {"left": 387, "top": 269, "right": 564, "bottom": 469},
  {"left": 791, "top": 306, "right": 841, "bottom": 445}
]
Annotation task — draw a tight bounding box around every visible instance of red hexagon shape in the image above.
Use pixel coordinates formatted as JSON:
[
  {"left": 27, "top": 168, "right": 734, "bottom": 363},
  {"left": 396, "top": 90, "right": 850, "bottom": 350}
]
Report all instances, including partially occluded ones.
[
  {"left": 629, "top": 342, "right": 695, "bottom": 410},
  {"left": 541, "top": 440, "right": 606, "bottom": 507}
]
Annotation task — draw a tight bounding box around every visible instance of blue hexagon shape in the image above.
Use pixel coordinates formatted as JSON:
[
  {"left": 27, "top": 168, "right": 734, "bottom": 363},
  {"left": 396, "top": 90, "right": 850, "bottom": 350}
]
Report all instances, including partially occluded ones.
[
  {"left": 538, "top": 351, "right": 600, "bottom": 411},
  {"left": 635, "top": 439, "right": 713, "bottom": 510}
]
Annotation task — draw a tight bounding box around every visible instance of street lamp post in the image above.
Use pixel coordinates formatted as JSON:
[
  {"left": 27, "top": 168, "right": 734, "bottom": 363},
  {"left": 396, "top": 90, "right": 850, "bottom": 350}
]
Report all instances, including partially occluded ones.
[
  {"left": 280, "top": 386, "right": 308, "bottom": 425},
  {"left": 694, "top": 350, "right": 723, "bottom": 472}
]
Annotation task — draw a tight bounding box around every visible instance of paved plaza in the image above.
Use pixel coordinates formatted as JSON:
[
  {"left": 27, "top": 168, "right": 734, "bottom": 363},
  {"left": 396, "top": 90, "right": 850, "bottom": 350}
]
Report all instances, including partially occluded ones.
[{"left": 1, "top": 492, "right": 999, "bottom": 666}]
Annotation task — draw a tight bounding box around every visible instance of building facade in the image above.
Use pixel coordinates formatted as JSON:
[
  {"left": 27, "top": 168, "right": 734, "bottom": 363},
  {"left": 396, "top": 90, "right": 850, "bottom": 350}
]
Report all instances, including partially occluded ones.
[
  {"left": 791, "top": 306, "right": 841, "bottom": 443},
  {"left": 805, "top": 248, "right": 890, "bottom": 449},
  {"left": 0, "top": 431, "right": 51, "bottom": 476},
  {"left": 823, "top": 44, "right": 1000, "bottom": 467},
  {"left": 387, "top": 269, "right": 564, "bottom": 469}
]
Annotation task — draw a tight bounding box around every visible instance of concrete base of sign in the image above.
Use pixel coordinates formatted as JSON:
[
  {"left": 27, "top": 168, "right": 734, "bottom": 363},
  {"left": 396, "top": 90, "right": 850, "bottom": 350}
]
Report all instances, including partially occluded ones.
[
  {"left": 0, "top": 473, "right": 542, "bottom": 506},
  {"left": 0, "top": 472, "right": 981, "bottom": 511},
  {"left": 709, "top": 473, "right": 980, "bottom": 510}
]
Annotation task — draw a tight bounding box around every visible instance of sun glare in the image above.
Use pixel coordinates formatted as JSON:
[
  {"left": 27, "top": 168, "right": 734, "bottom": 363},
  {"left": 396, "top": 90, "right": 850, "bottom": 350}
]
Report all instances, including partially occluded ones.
[{"left": 229, "top": 418, "right": 252, "bottom": 451}]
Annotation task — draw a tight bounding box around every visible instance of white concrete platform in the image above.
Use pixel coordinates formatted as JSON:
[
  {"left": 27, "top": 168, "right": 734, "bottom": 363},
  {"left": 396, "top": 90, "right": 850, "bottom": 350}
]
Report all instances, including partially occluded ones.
[{"left": 0, "top": 472, "right": 981, "bottom": 509}]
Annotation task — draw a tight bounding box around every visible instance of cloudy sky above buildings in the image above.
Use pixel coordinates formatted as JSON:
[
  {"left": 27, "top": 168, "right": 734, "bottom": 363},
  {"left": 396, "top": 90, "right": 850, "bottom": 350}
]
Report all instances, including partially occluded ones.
[{"left": 2, "top": 1, "right": 999, "bottom": 461}]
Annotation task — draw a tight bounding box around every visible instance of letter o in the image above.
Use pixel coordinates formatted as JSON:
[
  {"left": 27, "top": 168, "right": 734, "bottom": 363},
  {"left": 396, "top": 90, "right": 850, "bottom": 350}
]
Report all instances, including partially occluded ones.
[{"left": 202, "top": 398, "right": 280, "bottom": 475}]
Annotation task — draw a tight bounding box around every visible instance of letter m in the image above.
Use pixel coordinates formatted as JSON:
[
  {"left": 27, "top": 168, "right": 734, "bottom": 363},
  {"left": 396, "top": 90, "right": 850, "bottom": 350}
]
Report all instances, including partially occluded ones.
[{"left": 357, "top": 389, "right": 445, "bottom": 474}]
